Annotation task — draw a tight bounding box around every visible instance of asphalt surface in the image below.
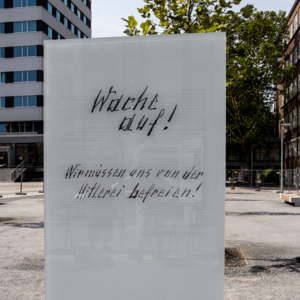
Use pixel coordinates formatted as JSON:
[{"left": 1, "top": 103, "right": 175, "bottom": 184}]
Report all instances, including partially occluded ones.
[
  {"left": 0, "top": 184, "right": 299, "bottom": 299},
  {"left": 225, "top": 188, "right": 300, "bottom": 300}
]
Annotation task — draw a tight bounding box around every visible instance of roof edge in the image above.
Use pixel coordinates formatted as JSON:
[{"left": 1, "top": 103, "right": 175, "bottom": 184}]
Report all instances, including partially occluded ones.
[{"left": 289, "top": 0, "right": 300, "bottom": 19}]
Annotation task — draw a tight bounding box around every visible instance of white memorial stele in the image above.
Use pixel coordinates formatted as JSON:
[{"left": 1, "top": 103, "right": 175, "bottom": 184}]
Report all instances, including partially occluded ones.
[{"left": 44, "top": 33, "right": 226, "bottom": 300}]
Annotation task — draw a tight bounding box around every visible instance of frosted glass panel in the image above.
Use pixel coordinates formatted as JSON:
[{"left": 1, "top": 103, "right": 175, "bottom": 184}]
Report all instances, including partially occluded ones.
[{"left": 44, "top": 33, "right": 226, "bottom": 300}]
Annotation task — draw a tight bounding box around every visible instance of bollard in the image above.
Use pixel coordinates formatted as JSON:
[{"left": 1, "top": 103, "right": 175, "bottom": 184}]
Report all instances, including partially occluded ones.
[
  {"left": 231, "top": 170, "right": 235, "bottom": 189},
  {"left": 255, "top": 170, "right": 260, "bottom": 191},
  {"left": 16, "top": 163, "right": 26, "bottom": 196},
  {"left": 0, "top": 164, "right": 6, "bottom": 197},
  {"left": 39, "top": 183, "right": 44, "bottom": 193},
  {"left": 296, "top": 168, "right": 299, "bottom": 195},
  {"left": 288, "top": 170, "right": 290, "bottom": 195}
]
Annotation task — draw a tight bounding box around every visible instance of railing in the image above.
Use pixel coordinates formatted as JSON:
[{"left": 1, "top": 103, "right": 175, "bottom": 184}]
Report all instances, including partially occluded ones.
[
  {"left": 11, "top": 161, "right": 26, "bottom": 182},
  {"left": 0, "top": 164, "right": 7, "bottom": 185},
  {"left": 226, "top": 169, "right": 300, "bottom": 194}
]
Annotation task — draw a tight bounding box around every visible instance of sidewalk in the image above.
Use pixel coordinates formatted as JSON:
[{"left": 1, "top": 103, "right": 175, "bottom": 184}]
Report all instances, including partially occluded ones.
[
  {"left": 0, "top": 185, "right": 299, "bottom": 299},
  {"left": 225, "top": 187, "right": 300, "bottom": 299},
  {"left": 0, "top": 182, "right": 44, "bottom": 198}
]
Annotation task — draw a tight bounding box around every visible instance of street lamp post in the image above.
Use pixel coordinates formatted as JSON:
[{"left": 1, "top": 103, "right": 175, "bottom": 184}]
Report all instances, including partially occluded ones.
[{"left": 281, "top": 123, "right": 292, "bottom": 194}]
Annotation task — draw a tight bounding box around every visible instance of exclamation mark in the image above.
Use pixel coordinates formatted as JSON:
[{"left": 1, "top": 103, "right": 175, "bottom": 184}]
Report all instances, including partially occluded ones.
[{"left": 164, "top": 105, "right": 177, "bottom": 130}]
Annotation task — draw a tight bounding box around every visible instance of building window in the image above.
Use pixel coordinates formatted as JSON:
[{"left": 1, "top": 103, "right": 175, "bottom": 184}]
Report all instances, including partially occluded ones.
[
  {"left": 13, "top": 0, "right": 36, "bottom": 7},
  {"left": 14, "top": 72, "right": 23, "bottom": 82},
  {"left": 0, "top": 123, "right": 10, "bottom": 133},
  {"left": 77, "top": 10, "right": 81, "bottom": 18},
  {"left": 13, "top": 0, "right": 22, "bottom": 7},
  {"left": 14, "top": 47, "right": 22, "bottom": 57},
  {"left": 83, "top": 15, "right": 86, "bottom": 25},
  {"left": 64, "top": 17, "right": 68, "bottom": 27},
  {"left": 28, "top": 71, "right": 36, "bottom": 81},
  {"left": 14, "top": 97, "right": 24, "bottom": 107},
  {"left": 13, "top": 46, "right": 36, "bottom": 58},
  {"left": 293, "top": 108, "right": 298, "bottom": 129},
  {"left": 294, "top": 77, "right": 298, "bottom": 97},
  {"left": 1, "top": 73, "right": 5, "bottom": 83},
  {"left": 13, "top": 71, "right": 36, "bottom": 83},
  {"left": 14, "top": 96, "right": 37, "bottom": 107},
  {"left": 28, "top": 96, "right": 37, "bottom": 106},
  {"left": 284, "top": 115, "right": 289, "bottom": 133},
  {"left": 11, "top": 122, "right": 36, "bottom": 133},
  {"left": 290, "top": 21, "right": 294, "bottom": 39},
  {"left": 12, "top": 123, "right": 19, "bottom": 132},
  {"left": 48, "top": 27, "right": 53, "bottom": 38},
  {"left": 14, "top": 22, "right": 23, "bottom": 33},
  {"left": 13, "top": 21, "right": 36, "bottom": 33},
  {"left": 28, "top": 20, "right": 36, "bottom": 31},
  {"left": 28, "top": 46, "right": 36, "bottom": 56},
  {"left": 64, "top": 0, "right": 67, "bottom": 6},
  {"left": 71, "top": 24, "right": 74, "bottom": 33},
  {"left": 0, "top": 48, "right": 4, "bottom": 59},
  {"left": 56, "top": 11, "right": 60, "bottom": 21},
  {"left": 57, "top": 34, "right": 61, "bottom": 40},
  {"left": 47, "top": 3, "right": 52, "bottom": 14},
  {"left": 289, "top": 143, "right": 293, "bottom": 157},
  {"left": 28, "top": 0, "right": 36, "bottom": 6},
  {"left": 77, "top": 30, "right": 81, "bottom": 38},
  {"left": 0, "top": 97, "right": 5, "bottom": 108},
  {"left": 0, "top": 0, "right": 4, "bottom": 8},
  {"left": 83, "top": 0, "right": 86, "bottom": 4},
  {"left": 293, "top": 141, "right": 297, "bottom": 157},
  {"left": 83, "top": 35, "right": 87, "bottom": 38},
  {"left": 71, "top": 3, "right": 74, "bottom": 12},
  {"left": 294, "top": 46, "right": 298, "bottom": 65},
  {"left": 295, "top": 13, "right": 299, "bottom": 34},
  {"left": 0, "top": 23, "right": 4, "bottom": 34}
]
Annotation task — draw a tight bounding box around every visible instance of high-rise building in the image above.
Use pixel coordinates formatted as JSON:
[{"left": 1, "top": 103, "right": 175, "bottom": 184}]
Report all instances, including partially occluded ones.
[{"left": 0, "top": 0, "right": 91, "bottom": 174}]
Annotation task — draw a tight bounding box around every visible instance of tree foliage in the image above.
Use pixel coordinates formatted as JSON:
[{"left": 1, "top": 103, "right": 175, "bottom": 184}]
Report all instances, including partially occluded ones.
[
  {"left": 122, "top": 0, "right": 252, "bottom": 36},
  {"left": 226, "top": 10, "right": 293, "bottom": 168},
  {"left": 122, "top": 1, "right": 294, "bottom": 169}
]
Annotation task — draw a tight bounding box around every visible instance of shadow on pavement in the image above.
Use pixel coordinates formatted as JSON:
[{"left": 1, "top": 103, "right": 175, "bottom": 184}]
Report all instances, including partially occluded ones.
[
  {"left": 4, "top": 222, "right": 44, "bottom": 229},
  {"left": 226, "top": 199, "right": 263, "bottom": 202},
  {"left": 226, "top": 212, "right": 300, "bottom": 216},
  {"left": 250, "top": 258, "right": 300, "bottom": 274}
]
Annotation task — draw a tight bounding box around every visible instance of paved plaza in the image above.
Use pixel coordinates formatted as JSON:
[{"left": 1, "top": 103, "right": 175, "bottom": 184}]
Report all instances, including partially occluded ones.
[{"left": 0, "top": 184, "right": 299, "bottom": 299}]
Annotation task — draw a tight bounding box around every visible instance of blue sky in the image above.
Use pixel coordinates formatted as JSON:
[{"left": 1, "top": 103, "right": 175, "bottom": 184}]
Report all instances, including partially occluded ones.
[{"left": 92, "top": 0, "right": 296, "bottom": 38}]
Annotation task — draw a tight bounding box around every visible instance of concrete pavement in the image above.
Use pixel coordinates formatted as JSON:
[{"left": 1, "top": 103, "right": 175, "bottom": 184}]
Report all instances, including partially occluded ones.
[{"left": 0, "top": 184, "right": 299, "bottom": 299}]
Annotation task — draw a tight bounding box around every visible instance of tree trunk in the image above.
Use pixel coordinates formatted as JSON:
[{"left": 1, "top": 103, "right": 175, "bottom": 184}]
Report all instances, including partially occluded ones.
[{"left": 241, "top": 142, "right": 252, "bottom": 170}]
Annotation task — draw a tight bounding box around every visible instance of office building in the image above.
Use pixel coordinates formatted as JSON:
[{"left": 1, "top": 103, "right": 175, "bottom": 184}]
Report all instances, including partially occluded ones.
[
  {"left": 0, "top": 0, "right": 91, "bottom": 175},
  {"left": 279, "top": 0, "right": 300, "bottom": 169}
]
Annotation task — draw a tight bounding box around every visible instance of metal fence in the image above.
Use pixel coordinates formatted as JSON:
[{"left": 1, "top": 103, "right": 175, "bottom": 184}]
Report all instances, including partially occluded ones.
[{"left": 226, "top": 169, "right": 300, "bottom": 194}]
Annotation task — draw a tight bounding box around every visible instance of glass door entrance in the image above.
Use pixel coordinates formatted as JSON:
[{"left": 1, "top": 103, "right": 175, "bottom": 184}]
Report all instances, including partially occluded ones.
[{"left": 0, "top": 152, "right": 8, "bottom": 165}]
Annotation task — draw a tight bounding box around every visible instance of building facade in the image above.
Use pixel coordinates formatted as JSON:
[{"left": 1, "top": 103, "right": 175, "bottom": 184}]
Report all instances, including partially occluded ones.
[
  {"left": 0, "top": 0, "right": 91, "bottom": 171},
  {"left": 278, "top": 0, "right": 300, "bottom": 169}
]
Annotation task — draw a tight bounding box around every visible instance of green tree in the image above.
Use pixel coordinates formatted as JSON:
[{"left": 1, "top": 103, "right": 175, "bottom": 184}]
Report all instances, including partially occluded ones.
[
  {"left": 122, "top": 0, "right": 252, "bottom": 36},
  {"left": 226, "top": 11, "right": 293, "bottom": 169},
  {"left": 122, "top": 1, "right": 294, "bottom": 169}
]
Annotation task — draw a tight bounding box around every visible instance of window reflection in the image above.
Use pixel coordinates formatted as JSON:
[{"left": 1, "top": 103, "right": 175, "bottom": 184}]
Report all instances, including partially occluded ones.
[{"left": 16, "top": 143, "right": 43, "bottom": 166}]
